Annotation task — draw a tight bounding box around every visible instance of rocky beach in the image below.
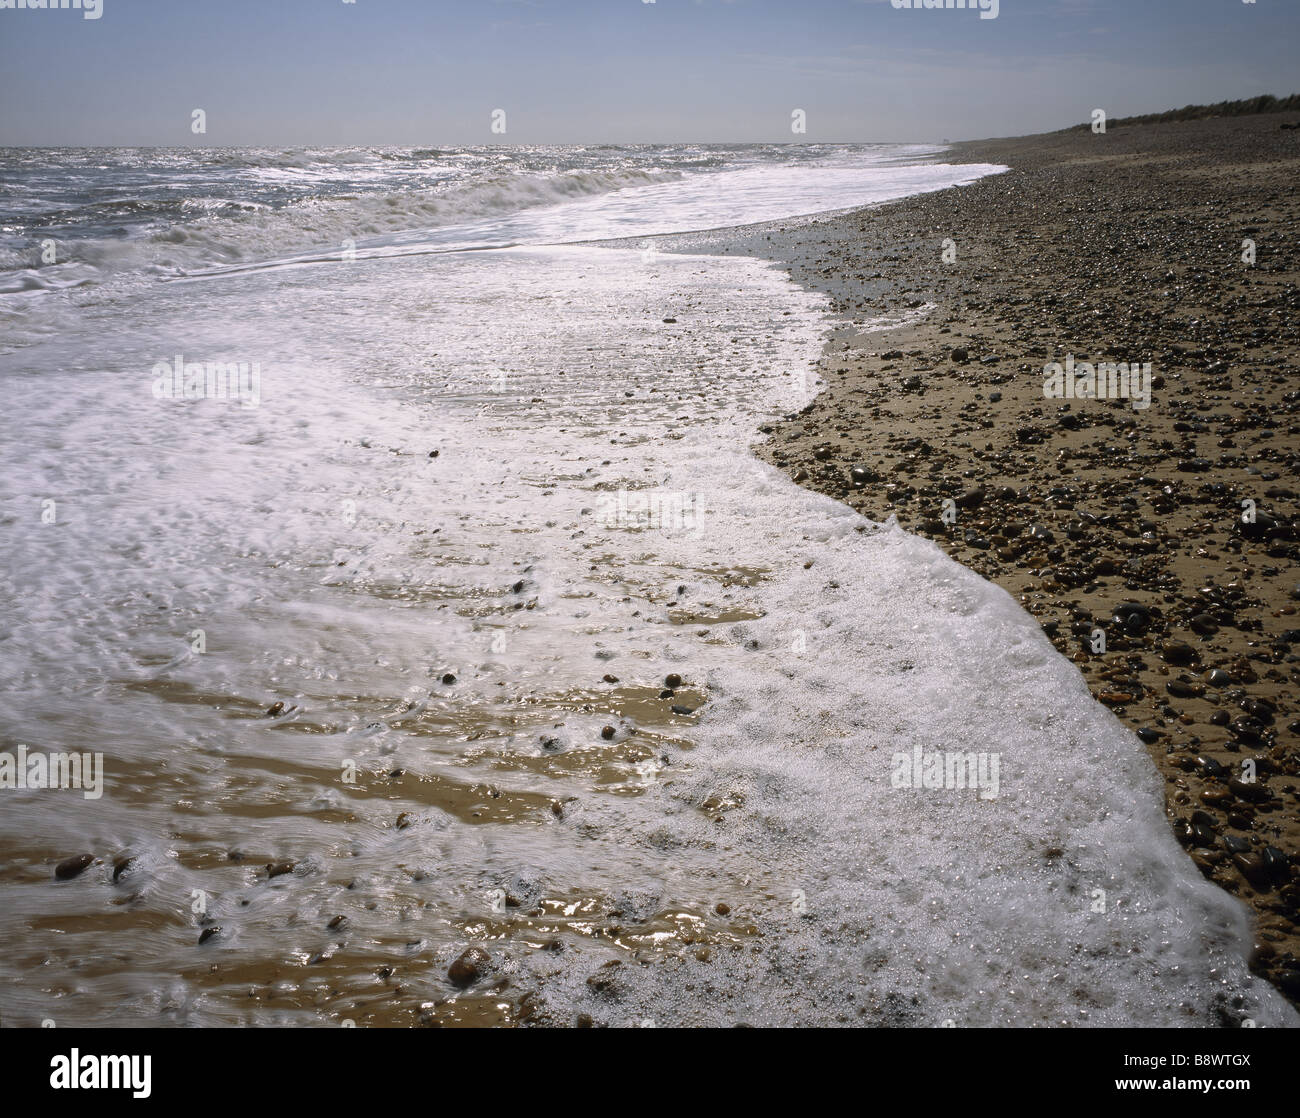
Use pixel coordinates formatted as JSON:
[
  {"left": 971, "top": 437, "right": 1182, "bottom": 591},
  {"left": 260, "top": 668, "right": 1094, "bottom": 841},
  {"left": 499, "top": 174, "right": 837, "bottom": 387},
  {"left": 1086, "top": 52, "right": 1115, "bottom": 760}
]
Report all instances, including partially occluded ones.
[{"left": 744, "top": 110, "right": 1300, "bottom": 1007}]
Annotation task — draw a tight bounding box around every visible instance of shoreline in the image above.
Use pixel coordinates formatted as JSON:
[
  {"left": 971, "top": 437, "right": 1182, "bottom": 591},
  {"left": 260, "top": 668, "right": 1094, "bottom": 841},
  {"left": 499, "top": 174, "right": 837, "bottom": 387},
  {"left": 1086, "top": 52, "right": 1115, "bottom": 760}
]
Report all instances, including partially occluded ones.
[
  {"left": 4, "top": 132, "right": 1296, "bottom": 1027},
  {"left": 731, "top": 113, "right": 1300, "bottom": 1008}
]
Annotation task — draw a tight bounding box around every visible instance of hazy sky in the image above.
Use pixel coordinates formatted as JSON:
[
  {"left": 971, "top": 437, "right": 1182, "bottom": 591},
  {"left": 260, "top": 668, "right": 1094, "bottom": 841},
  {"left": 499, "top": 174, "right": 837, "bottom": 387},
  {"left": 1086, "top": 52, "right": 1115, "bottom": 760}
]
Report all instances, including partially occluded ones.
[{"left": 1, "top": 0, "right": 1297, "bottom": 146}]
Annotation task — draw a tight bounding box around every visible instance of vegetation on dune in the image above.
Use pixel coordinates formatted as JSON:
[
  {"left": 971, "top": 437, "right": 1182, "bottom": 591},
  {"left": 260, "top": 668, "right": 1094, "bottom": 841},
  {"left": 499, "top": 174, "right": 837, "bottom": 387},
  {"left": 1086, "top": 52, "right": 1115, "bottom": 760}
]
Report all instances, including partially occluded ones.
[{"left": 1064, "top": 93, "right": 1300, "bottom": 130}]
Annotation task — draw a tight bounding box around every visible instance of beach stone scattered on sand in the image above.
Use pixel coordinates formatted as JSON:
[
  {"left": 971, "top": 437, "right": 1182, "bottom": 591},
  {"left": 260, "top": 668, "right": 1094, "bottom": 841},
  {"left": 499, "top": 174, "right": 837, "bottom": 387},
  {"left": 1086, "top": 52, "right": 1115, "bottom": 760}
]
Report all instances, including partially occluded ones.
[
  {"left": 55, "top": 854, "right": 94, "bottom": 880},
  {"left": 448, "top": 946, "right": 491, "bottom": 987}
]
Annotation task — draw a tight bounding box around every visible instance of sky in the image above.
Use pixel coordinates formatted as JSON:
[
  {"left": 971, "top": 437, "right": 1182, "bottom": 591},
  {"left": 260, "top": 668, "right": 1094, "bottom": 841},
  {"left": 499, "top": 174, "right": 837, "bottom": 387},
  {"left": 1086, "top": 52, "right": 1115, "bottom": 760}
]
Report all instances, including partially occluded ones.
[{"left": 0, "top": 0, "right": 1297, "bottom": 146}]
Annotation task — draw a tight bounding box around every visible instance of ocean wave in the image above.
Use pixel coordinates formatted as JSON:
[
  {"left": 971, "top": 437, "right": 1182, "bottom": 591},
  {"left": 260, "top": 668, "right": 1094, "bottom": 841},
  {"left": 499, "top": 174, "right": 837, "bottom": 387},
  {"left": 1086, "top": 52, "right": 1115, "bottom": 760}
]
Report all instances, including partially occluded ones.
[{"left": 0, "top": 165, "right": 687, "bottom": 290}]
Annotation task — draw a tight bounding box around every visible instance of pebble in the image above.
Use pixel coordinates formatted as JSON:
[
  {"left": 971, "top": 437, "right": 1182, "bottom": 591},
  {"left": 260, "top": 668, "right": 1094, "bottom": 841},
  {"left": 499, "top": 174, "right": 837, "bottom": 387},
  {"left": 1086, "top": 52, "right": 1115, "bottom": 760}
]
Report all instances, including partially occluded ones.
[
  {"left": 1166, "top": 679, "right": 1204, "bottom": 698},
  {"left": 1111, "top": 603, "right": 1152, "bottom": 636},
  {"left": 1262, "top": 846, "right": 1291, "bottom": 882},
  {"left": 55, "top": 854, "right": 94, "bottom": 881},
  {"left": 448, "top": 947, "right": 491, "bottom": 987},
  {"left": 1228, "top": 717, "right": 1265, "bottom": 744},
  {"left": 1228, "top": 778, "right": 1269, "bottom": 803},
  {"left": 1233, "top": 853, "right": 1272, "bottom": 891}
]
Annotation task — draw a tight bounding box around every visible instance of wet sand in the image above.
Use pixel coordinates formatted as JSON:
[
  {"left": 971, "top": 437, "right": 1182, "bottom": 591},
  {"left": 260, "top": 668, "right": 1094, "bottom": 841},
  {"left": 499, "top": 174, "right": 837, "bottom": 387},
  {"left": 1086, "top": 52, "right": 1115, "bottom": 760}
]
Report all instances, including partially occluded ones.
[{"left": 740, "top": 112, "right": 1300, "bottom": 1007}]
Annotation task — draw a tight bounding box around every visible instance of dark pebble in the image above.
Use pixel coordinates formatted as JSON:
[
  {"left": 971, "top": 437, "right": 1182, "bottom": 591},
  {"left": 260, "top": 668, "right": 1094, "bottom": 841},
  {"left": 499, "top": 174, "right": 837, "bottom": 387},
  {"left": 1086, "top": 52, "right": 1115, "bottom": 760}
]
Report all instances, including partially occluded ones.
[
  {"left": 55, "top": 854, "right": 94, "bottom": 881},
  {"left": 448, "top": 946, "right": 491, "bottom": 987},
  {"left": 1233, "top": 853, "right": 1272, "bottom": 891},
  {"left": 1166, "top": 679, "right": 1204, "bottom": 698},
  {"left": 1197, "top": 755, "right": 1226, "bottom": 778},
  {"left": 1228, "top": 778, "right": 1269, "bottom": 803},
  {"left": 1262, "top": 846, "right": 1290, "bottom": 882}
]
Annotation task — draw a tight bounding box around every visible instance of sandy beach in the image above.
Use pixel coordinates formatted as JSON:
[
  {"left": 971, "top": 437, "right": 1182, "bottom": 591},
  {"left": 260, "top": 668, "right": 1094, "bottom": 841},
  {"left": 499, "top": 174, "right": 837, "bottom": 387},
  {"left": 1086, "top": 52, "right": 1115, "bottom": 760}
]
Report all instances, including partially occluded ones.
[{"left": 748, "top": 110, "right": 1300, "bottom": 1007}]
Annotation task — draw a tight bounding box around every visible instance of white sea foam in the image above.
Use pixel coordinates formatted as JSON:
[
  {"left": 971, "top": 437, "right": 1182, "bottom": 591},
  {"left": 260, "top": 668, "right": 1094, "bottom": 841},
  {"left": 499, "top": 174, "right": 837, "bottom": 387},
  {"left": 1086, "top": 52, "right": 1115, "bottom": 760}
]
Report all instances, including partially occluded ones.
[{"left": 0, "top": 152, "right": 1291, "bottom": 1027}]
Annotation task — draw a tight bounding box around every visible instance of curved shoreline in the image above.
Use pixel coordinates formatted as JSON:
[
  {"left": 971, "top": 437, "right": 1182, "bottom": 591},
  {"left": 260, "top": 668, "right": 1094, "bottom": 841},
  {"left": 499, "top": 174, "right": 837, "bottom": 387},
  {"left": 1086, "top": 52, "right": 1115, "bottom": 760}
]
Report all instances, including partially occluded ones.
[{"left": 740, "top": 112, "right": 1300, "bottom": 1010}]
